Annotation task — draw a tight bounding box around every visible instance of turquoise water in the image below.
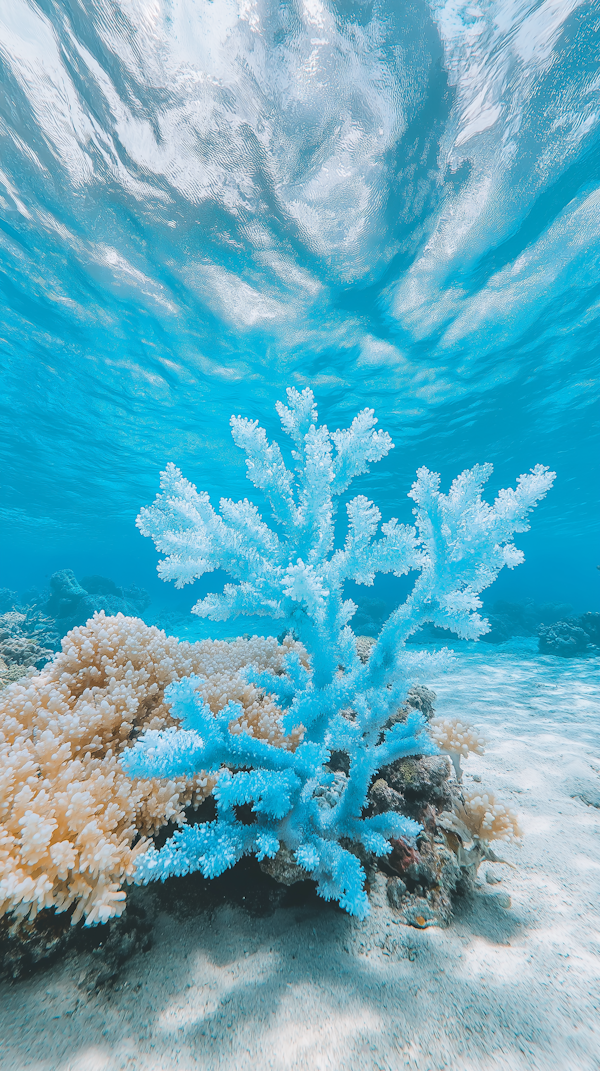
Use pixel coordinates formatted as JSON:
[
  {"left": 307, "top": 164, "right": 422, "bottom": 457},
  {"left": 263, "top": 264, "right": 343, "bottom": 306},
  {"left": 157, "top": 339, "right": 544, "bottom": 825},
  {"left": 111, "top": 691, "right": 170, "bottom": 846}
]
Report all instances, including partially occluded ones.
[{"left": 0, "top": 0, "right": 598, "bottom": 620}]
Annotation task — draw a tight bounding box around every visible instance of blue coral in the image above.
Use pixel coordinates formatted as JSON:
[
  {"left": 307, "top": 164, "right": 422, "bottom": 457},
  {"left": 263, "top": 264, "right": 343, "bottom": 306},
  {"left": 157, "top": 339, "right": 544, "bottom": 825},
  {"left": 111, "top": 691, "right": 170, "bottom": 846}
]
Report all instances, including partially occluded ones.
[
  {"left": 123, "top": 387, "right": 555, "bottom": 916},
  {"left": 123, "top": 676, "right": 431, "bottom": 917}
]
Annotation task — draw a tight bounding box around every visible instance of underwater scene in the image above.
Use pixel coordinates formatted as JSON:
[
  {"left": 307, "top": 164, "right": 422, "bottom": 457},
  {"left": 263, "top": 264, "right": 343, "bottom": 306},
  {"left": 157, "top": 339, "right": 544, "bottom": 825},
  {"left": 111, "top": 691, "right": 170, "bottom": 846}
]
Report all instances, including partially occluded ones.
[{"left": 0, "top": 1, "right": 599, "bottom": 1069}]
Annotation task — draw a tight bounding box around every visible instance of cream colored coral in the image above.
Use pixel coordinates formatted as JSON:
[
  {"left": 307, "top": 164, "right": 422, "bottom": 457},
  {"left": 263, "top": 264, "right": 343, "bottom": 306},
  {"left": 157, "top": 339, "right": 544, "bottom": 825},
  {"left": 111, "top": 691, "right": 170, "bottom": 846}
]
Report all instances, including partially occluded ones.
[
  {"left": 429, "top": 716, "right": 487, "bottom": 781},
  {"left": 0, "top": 613, "right": 303, "bottom": 927},
  {"left": 439, "top": 790, "right": 522, "bottom": 844}
]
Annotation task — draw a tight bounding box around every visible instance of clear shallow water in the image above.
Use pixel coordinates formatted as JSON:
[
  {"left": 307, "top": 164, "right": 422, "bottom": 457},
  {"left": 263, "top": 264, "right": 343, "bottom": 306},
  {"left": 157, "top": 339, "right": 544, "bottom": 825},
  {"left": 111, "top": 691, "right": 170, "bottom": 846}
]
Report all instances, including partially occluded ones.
[{"left": 0, "top": 0, "right": 599, "bottom": 617}]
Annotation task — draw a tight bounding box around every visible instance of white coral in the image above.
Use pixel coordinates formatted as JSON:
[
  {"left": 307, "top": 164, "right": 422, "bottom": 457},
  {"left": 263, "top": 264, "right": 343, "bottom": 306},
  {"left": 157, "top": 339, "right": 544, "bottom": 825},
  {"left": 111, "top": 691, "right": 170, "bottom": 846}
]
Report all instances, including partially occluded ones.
[
  {"left": 429, "top": 716, "right": 487, "bottom": 781},
  {"left": 439, "top": 790, "right": 522, "bottom": 845},
  {"left": 463, "top": 790, "right": 522, "bottom": 842}
]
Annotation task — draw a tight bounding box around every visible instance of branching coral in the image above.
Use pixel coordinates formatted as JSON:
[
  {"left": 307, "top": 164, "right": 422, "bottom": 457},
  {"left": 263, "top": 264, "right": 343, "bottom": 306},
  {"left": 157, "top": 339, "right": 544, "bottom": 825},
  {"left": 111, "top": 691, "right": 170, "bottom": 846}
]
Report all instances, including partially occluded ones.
[
  {"left": 437, "top": 789, "right": 521, "bottom": 877},
  {"left": 439, "top": 790, "right": 521, "bottom": 843},
  {"left": 127, "top": 387, "right": 554, "bottom": 917},
  {"left": 0, "top": 612, "right": 302, "bottom": 926},
  {"left": 429, "top": 716, "right": 487, "bottom": 781}
]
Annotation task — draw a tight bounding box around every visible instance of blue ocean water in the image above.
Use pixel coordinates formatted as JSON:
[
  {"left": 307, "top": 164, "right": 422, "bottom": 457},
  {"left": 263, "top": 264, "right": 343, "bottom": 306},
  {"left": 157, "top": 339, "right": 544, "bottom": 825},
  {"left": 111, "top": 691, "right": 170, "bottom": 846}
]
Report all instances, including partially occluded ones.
[{"left": 0, "top": 0, "right": 598, "bottom": 623}]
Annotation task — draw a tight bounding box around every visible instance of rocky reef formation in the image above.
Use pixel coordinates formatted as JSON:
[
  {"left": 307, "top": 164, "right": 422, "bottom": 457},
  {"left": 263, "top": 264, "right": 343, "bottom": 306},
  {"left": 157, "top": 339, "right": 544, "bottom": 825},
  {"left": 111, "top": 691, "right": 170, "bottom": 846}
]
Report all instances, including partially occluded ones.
[
  {"left": 481, "top": 599, "right": 575, "bottom": 644},
  {"left": 397, "top": 598, "right": 599, "bottom": 650},
  {"left": 0, "top": 573, "right": 152, "bottom": 688},
  {"left": 43, "top": 570, "right": 151, "bottom": 635},
  {"left": 0, "top": 611, "right": 58, "bottom": 689},
  {"left": 538, "top": 612, "right": 600, "bottom": 656},
  {"left": 0, "top": 887, "right": 153, "bottom": 985}
]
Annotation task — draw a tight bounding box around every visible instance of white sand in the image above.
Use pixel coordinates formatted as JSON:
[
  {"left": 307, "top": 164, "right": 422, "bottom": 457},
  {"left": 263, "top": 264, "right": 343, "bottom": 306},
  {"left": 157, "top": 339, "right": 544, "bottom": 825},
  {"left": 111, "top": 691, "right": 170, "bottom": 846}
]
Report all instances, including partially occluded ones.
[{"left": 1, "top": 643, "right": 599, "bottom": 1071}]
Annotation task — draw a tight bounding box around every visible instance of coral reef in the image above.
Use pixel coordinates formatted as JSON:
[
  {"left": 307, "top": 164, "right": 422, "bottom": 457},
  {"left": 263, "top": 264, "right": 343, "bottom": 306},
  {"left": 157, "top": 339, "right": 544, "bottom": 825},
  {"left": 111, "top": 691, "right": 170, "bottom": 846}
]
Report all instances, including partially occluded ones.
[
  {"left": 580, "top": 612, "right": 600, "bottom": 646},
  {"left": 0, "top": 612, "right": 57, "bottom": 689},
  {"left": 260, "top": 685, "right": 496, "bottom": 928},
  {"left": 123, "top": 675, "right": 432, "bottom": 918},
  {"left": 538, "top": 621, "right": 589, "bottom": 656},
  {"left": 126, "top": 386, "right": 553, "bottom": 917},
  {"left": 538, "top": 612, "right": 600, "bottom": 656},
  {"left": 0, "top": 569, "right": 152, "bottom": 686},
  {"left": 0, "top": 588, "right": 18, "bottom": 613},
  {"left": 406, "top": 598, "right": 586, "bottom": 647},
  {"left": 0, "top": 613, "right": 303, "bottom": 927}
]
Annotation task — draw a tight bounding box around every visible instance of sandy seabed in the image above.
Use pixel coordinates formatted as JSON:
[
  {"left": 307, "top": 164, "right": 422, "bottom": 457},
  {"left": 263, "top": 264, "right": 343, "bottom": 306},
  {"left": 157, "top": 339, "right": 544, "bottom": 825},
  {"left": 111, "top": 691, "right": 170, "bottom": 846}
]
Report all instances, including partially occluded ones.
[{"left": 1, "top": 644, "right": 599, "bottom": 1071}]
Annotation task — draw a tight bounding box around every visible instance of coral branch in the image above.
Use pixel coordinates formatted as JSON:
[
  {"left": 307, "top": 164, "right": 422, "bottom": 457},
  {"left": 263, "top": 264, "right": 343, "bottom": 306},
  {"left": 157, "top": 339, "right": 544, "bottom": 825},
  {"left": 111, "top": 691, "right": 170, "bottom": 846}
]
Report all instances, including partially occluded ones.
[{"left": 131, "top": 388, "right": 554, "bottom": 916}]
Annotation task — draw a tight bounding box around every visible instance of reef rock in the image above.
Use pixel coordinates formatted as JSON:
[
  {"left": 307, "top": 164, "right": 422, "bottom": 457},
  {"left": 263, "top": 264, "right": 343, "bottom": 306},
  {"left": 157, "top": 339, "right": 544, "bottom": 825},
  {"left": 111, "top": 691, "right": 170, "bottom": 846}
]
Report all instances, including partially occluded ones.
[
  {"left": 369, "top": 778, "right": 406, "bottom": 815},
  {"left": 538, "top": 612, "right": 600, "bottom": 656},
  {"left": 379, "top": 754, "right": 454, "bottom": 821},
  {"left": 259, "top": 846, "right": 311, "bottom": 886},
  {"left": 0, "top": 891, "right": 152, "bottom": 985},
  {"left": 383, "top": 834, "right": 461, "bottom": 926},
  {"left": 44, "top": 569, "right": 151, "bottom": 635}
]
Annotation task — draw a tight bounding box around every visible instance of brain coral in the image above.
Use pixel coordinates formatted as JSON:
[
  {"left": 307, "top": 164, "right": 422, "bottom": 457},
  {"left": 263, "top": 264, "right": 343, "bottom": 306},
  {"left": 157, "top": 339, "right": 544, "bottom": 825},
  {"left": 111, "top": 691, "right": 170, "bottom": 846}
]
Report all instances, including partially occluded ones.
[{"left": 0, "top": 613, "right": 302, "bottom": 926}]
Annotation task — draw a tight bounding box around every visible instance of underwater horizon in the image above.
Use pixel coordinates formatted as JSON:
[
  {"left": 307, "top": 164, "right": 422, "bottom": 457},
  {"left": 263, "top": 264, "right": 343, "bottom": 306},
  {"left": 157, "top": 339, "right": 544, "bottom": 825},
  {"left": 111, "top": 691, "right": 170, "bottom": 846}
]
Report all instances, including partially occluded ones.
[{"left": 1, "top": 0, "right": 599, "bottom": 618}]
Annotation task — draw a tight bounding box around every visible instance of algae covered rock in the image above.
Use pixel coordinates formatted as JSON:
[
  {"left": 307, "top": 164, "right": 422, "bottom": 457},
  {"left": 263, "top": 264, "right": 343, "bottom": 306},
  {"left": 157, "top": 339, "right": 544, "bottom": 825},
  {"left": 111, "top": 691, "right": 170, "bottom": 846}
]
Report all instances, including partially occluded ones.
[
  {"left": 0, "top": 893, "right": 152, "bottom": 985},
  {"left": 259, "top": 846, "right": 311, "bottom": 886},
  {"left": 383, "top": 836, "right": 461, "bottom": 927},
  {"left": 379, "top": 755, "right": 454, "bottom": 820}
]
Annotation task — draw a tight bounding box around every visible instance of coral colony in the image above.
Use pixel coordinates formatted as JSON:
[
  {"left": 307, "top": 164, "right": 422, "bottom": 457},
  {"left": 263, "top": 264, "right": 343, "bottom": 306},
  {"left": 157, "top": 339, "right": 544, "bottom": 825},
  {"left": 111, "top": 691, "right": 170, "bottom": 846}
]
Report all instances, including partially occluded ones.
[
  {"left": 123, "top": 388, "right": 555, "bottom": 918},
  {"left": 0, "top": 617, "right": 304, "bottom": 925}
]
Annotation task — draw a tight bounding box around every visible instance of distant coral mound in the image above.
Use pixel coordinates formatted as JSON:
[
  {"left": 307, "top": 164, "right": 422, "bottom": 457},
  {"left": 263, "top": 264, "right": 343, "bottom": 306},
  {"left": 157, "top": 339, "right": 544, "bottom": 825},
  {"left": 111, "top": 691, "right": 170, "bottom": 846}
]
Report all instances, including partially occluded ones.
[
  {"left": 480, "top": 599, "right": 575, "bottom": 644},
  {"left": 538, "top": 611, "right": 600, "bottom": 656},
  {"left": 0, "top": 588, "right": 18, "bottom": 614},
  {"left": 45, "top": 569, "right": 151, "bottom": 634}
]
